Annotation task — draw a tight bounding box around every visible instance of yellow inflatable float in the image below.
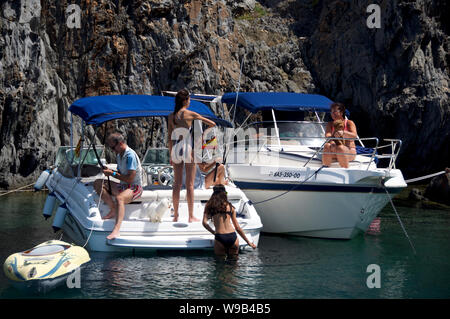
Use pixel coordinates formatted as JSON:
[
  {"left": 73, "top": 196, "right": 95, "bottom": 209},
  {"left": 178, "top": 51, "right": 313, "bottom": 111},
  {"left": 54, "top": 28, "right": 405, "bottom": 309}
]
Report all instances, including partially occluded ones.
[{"left": 3, "top": 240, "right": 90, "bottom": 293}]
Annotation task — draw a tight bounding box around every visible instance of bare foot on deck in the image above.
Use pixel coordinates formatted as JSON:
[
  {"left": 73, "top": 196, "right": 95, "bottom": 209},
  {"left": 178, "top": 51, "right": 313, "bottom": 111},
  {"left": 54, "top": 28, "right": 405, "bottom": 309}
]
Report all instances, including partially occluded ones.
[
  {"left": 189, "top": 216, "right": 200, "bottom": 223},
  {"left": 106, "top": 230, "right": 120, "bottom": 240},
  {"left": 102, "top": 210, "right": 116, "bottom": 220},
  {"left": 172, "top": 214, "right": 179, "bottom": 222}
]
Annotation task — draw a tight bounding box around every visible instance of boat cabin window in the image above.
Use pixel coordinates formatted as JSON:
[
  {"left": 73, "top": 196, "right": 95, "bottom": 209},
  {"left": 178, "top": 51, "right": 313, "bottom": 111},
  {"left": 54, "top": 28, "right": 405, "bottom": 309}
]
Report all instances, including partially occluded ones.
[{"left": 249, "top": 121, "right": 327, "bottom": 147}]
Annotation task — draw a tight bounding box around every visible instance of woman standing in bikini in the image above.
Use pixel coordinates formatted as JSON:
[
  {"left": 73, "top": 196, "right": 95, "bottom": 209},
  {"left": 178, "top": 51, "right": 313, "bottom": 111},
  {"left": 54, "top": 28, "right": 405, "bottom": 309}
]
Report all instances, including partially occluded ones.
[
  {"left": 202, "top": 184, "right": 256, "bottom": 260},
  {"left": 168, "top": 89, "right": 216, "bottom": 222},
  {"left": 322, "top": 102, "right": 358, "bottom": 168}
]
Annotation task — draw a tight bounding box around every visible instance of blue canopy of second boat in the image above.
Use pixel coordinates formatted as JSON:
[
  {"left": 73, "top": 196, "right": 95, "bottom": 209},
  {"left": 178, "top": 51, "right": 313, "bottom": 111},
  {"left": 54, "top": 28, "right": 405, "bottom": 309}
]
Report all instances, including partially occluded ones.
[{"left": 221, "top": 92, "right": 335, "bottom": 113}]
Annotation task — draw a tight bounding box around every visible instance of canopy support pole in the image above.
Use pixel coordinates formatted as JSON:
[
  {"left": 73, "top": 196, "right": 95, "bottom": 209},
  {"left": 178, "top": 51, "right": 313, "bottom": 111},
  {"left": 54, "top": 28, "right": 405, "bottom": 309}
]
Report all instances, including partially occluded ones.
[
  {"left": 70, "top": 113, "right": 74, "bottom": 165},
  {"left": 77, "top": 121, "right": 85, "bottom": 178},
  {"left": 231, "top": 53, "right": 245, "bottom": 125},
  {"left": 150, "top": 118, "right": 155, "bottom": 147},
  {"left": 271, "top": 109, "right": 281, "bottom": 149}
]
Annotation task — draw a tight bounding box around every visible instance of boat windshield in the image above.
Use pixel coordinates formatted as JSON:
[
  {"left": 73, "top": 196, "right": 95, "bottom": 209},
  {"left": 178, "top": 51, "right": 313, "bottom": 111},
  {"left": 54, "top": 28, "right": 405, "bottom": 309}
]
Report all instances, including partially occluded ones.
[
  {"left": 142, "top": 148, "right": 170, "bottom": 166},
  {"left": 247, "top": 121, "right": 327, "bottom": 147},
  {"left": 54, "top": 146, "right": 105, "bottom": 178},
  {"left": 54, "top": 146, "right": 105, "bottom": 167}
]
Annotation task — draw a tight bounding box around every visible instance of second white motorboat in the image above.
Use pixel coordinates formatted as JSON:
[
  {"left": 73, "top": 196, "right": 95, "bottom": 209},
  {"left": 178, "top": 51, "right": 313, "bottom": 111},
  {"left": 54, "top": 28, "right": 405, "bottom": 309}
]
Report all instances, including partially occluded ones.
[{"left": 189, "top": 92, "right": 407, "bottom": 239}]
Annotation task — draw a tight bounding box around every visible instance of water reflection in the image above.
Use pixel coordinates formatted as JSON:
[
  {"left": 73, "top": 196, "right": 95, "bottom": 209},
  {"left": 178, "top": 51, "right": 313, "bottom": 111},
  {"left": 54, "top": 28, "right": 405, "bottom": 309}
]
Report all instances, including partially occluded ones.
[
  {"left": 208, "top": 249, "right": 264, "bottom": 298},
  {"left": 1, "top": 192, "right": 449, "bottom": 298},
  {"left": 79, "top": 248, "right": 265, "bottom": 299}
]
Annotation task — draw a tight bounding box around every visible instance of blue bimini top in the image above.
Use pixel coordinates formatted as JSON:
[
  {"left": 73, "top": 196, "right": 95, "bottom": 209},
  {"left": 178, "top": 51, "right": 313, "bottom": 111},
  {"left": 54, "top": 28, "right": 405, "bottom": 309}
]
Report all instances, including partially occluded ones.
[
  {"left": 221, "top": 92, "right": 335, "bottom": 114},
  {"left": 69, "top": 95, "right": 232, "bottom": 127}
]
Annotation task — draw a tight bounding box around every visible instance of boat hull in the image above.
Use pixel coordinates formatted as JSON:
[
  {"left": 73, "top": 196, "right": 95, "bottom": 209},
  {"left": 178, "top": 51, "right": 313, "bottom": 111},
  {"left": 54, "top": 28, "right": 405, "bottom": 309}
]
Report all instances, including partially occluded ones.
[
  {"left": 45, "top": 170, "right": 262, "bottom": 252},
  {"left": 228, "top": 164, "right": 406, "bottom": 239},
  {"left": 234, "top": 185, "right": 401, "bottom": 239},
  {"left": 62, "top": 219, "right": 262, "bottom": 253}
]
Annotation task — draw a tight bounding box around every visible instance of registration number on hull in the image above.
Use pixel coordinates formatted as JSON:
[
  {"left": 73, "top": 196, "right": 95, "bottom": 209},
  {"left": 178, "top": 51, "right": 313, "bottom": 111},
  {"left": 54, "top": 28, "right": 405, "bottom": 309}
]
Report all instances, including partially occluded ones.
[{"left": 269, "top": 170, "right": 303, "bottom": 179}]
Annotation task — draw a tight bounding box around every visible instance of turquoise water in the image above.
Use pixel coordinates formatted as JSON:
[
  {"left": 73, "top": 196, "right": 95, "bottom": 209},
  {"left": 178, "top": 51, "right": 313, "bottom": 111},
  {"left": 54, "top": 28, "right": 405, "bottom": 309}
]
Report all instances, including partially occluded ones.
[{"left": 0, "top": 191, "right": 449, "bottom": 299}]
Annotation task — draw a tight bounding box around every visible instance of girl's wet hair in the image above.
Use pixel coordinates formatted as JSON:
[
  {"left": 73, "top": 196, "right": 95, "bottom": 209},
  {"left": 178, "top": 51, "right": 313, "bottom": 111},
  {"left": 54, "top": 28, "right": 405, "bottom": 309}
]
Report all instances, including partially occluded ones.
[
  {"left": 206, "top": 184, "right": 229, "bottom": 218},
  {"left": 213, "top": 184, "right": 226, "bottom": 195}
]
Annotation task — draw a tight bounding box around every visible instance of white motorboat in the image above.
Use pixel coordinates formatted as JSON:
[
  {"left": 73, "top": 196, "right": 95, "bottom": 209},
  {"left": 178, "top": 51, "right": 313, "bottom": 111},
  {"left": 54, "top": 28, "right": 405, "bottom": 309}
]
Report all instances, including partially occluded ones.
[
  {"left": 38, "top": 95, "right": 262, "bottom": 252},
  {"left": 188, "top": 92, "right": 407, "bottom": 239}
]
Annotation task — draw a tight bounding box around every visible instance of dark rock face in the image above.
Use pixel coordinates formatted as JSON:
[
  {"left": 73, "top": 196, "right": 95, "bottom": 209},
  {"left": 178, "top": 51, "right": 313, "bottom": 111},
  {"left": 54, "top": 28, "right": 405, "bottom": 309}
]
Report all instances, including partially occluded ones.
[
  {"left": 300, "top": 0, "right": 449, "bottom": 177},
  {"left": 0, "top": 0, "right": 448, "bottom": 188}
]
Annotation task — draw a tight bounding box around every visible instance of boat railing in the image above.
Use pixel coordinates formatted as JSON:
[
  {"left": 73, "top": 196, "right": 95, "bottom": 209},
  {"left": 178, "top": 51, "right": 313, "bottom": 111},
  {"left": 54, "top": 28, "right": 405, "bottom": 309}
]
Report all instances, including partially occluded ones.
[
  {"left": 222, "top": 134, "right": 401, "bottom": 170},
  {"left": 223, "top": 120, "right": 402, "bottom": 170},
  {"left": 372, "top": 138, "right": 402, "bottom": 170}
]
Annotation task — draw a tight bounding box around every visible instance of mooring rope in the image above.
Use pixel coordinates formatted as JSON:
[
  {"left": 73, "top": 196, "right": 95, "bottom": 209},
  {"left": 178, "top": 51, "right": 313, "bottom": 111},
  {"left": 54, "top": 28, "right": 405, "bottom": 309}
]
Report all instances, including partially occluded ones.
[
  {"left": 0, "top": 183, "right": 35, "bottom": 197},
  {"left": 384, "top": 186, "right": 417, "bottom": 255},
  {"left": 82, "top": 144, "right": 108, "bottom": 248},
  {"left": 404, "top": 170, "right": 447, "bottom": 184},
  {"left": 82, "top": 178, "right": 104, "bottom": 248}
]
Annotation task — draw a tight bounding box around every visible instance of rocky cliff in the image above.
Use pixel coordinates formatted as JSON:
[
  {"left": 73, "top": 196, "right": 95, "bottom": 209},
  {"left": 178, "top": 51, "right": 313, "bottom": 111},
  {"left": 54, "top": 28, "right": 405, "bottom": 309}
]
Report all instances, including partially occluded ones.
[{"left": 0, "top": 0, "right": 448, "bottom": 189}]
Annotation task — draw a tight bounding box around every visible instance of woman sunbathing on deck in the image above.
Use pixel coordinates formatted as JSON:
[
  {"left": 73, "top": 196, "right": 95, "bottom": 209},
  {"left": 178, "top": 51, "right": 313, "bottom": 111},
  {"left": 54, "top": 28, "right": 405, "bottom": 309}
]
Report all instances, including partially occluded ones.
[{"left": 322, "top": 103, "right": 358, "bottom": 168}]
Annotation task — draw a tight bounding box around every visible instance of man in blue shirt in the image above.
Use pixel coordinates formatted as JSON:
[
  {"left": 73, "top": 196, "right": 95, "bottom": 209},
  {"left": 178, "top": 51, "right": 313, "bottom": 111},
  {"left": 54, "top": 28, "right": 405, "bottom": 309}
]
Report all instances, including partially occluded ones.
[{"left": 94, "top": 133, "right": 143, "bottom": 240}]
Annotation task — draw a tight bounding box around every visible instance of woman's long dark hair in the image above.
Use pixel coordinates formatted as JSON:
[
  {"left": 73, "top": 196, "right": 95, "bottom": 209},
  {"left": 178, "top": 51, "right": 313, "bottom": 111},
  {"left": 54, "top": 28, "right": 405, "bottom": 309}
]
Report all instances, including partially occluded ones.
[
  {"left": 205, "top": 184, "right": 230, "bottom": 218},
  {"left": 173, "top": 89, "right": 190, "bottom": 124}
]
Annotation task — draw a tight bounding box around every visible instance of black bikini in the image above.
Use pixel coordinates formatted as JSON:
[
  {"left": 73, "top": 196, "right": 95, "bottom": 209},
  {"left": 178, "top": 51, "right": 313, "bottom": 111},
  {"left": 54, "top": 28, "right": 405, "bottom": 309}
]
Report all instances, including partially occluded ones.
[
  {"left": 212, "top": 203, "right": 238, "bottom": 249},
  {"left": 215, "top": 232, "right": 237, "bottom": 249}
]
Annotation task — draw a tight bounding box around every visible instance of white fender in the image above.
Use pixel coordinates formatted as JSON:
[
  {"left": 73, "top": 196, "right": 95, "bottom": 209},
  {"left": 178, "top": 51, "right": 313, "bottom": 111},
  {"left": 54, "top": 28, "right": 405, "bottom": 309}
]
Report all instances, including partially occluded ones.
[
  {"left": 42, "top": 192, "right": 57, "bottom": 220},
  {"left": 52, "top": 203, "right": 68, "bottom": 232},
  {"left": 34, "top": 169, "right": 51, "bottom": 191}
]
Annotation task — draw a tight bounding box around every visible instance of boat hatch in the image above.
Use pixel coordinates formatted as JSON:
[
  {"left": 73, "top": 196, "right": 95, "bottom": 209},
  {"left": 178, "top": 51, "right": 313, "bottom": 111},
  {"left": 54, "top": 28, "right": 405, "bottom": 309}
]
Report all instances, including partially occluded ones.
[
  {"left": 21, "top": 244, "right": 70, "bottom": 256},
  {"left": 173, "top": 223, "right": 189, "bottom": 228}
]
